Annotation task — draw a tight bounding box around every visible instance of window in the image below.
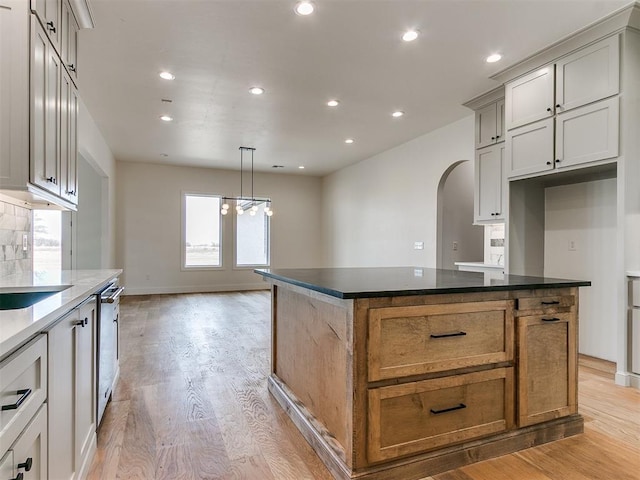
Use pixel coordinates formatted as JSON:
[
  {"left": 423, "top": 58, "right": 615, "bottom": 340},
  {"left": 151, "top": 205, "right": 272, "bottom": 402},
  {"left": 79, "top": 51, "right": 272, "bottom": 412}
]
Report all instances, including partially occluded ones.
[
  {"left": 33, "top": 210, "right": 62, "bottom": 271},
  {"left": 235, "top": 200, "right": 270, "bottom": 267},
  {"left": 183, "top": 194, "right": 222, "bottom": 268}
]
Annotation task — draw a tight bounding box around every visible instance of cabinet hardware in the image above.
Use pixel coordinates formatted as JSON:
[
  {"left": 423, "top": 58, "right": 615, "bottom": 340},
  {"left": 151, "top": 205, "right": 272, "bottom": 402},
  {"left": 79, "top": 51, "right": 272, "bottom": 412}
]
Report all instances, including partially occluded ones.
[
  {"left": 46, "top": 176, "right": 57, "bottom": 184},
  {"left": 491, "top": 136, "right": 495, "bottom": 140},
  {"left": 114, "top": 314, "right": 119, "bottom": 324},
  {"left": 555, "top": 159, "right": 561, "bottom": 163},
  {"left": 66, "top": 189, "right": 76, "bottom": 196},
  {"left": 547, "top": 107, "right": 553, "bottom": 112},
  {"left": 75, "top": 317, "right": 88, "bottom": 327},
  {"left": 430, "top": 331, "right": 467, "bottom": 339},
  {"left": 430, "top": 403, "right": 467, "bottom": 415},
  {"left": 1, "top": 388, "right": 32, "bottom": 411},
  {"left": 18, "top": 458, "right": 33, "bottom": 472},
  {"left": 542, "top": 317, "right": 561, "bottom": 322},
  {"left": 46, "top": 21, "right": 56, "bottom": 33},
  {"left": 11, "top": 473, "right": 24, "bottom": 480},
  {"left": 541, "top": 300, "right": 560, "bottom": 305},
  {"left": 495, "top": 135, "right": 500, "bottom": 139},
  {"left": 556, "top": 104, "right": 561, "bottom": 108},
  {"left": 68, "top": 63, "right": 76, "bottom": 72},
  {"left": 546, "top": 161, "right": 552, "bottom": 165}
]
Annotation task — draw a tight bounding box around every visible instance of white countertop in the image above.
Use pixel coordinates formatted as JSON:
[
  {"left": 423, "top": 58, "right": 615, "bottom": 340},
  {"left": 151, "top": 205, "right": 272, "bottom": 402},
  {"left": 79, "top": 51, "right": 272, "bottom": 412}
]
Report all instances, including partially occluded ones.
[{"left": 0, "top": 269, "right": 122, "bottom": 359}]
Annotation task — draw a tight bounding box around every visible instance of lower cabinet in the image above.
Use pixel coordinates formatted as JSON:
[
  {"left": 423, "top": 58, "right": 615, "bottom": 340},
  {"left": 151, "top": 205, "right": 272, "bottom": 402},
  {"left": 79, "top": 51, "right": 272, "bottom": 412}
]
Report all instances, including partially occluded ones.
[
  {"left": 516, "top": 305, "right": 577, "bottom": 427},
  {"left": 368, "top": 368, "right": 514, "bottom": 462},
  {"left": 48, "top": 297, "right": 97, "bottom": 480},
  {"left": 6, "top": 405, "right": 48, "bottom": 480}
]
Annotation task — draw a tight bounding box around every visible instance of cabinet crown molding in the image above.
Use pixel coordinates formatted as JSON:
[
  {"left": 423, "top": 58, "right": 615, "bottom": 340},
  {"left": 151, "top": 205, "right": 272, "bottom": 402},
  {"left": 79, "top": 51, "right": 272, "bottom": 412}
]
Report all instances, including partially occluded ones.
[
  {"left": 490, "top": 2, "right": 639, "bottom": 85},
  {"left": 69, "top": 0, "right": 94, "bottom": 29},
  {"left": 463, "top": 86, "right": 505, "bottom": 111}
]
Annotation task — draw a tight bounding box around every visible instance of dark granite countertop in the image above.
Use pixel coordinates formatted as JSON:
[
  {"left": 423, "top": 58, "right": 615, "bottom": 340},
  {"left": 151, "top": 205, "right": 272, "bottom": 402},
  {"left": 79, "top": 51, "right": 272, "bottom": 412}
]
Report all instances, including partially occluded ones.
[{"left": 254, "top": 267, "right": 590, "bottom": 299}]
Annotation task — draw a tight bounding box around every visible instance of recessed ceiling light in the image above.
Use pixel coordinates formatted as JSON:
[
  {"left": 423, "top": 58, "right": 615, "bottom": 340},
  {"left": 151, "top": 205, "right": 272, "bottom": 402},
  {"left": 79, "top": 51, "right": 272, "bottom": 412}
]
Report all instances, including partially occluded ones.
[
  {"left": 327, "top": 100, "right": 339, "bottom": 107},
  {"left": 159, "top": 71, "right": 175, "bottom": 80},
  {"left": 250, "top": 86, "right": 265, "bottom": 95},
  {"left": 298, "top": 166, "right": 305, "bottom": 169},
  {"left": 486, "top": 53, "right": 502, "bottom": 63},
  {"left": 345, "top": 138, "right": 354, "bottom": 144},
  {"left": 295, "top": 1, "right": 314, "bottom": 15},
  {"left": 402, "top": 30, "right": 419, "bottom": 42},
  {"left": 160, "top": 115, "right": 173, "bottom": 122},
  {"left": 392, "top": 111, "right": 404, "bottom": 118}
]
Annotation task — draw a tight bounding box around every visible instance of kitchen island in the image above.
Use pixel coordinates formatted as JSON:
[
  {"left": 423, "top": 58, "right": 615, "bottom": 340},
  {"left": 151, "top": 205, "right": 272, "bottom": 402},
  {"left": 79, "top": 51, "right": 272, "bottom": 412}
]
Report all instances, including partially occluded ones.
[{"left": 255, "top": 267, "right": 590, "bottom": 480}]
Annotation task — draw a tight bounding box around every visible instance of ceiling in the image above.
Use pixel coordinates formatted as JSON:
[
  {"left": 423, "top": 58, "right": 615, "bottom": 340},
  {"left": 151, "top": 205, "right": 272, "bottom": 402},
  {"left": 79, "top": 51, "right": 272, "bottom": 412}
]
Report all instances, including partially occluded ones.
[{"left": 78, "top": 0, "right": 630, "bottom": 176}]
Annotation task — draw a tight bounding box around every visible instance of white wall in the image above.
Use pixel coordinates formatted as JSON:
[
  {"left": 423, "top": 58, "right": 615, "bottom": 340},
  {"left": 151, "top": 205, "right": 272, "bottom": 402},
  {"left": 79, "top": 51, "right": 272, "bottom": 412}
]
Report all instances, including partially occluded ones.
[
  {"left": 439, "top": 161, "right": 484, "bottom": 269},
  {"left": 544, "top": 178, "right": 617, "bottom": 361},
  {"left": 116, "top": 161, "right": 323, "bottom": 294},
  {"left": 78, "top": 99, "right": 116, "bottom": 268},
  {"left": 322, "top": 115, "right": 475, "bottom": 268},
  {"left": 74, "top": 156, "right": 103, "bottom": 269}
]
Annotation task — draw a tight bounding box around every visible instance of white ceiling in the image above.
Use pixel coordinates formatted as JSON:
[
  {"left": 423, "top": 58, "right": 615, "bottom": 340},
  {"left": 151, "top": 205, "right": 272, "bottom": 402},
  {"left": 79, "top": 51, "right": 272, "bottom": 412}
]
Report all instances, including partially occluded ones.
[{"left": 78, "top": 0, "right": 629, "bottom": 176}]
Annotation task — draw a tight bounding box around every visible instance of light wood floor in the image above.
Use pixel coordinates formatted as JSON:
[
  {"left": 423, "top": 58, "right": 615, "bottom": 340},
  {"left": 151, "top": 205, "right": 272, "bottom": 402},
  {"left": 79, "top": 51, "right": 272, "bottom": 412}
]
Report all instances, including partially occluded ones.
[{"left": 87, "top": 292, "right": 640, "bottom": 480}]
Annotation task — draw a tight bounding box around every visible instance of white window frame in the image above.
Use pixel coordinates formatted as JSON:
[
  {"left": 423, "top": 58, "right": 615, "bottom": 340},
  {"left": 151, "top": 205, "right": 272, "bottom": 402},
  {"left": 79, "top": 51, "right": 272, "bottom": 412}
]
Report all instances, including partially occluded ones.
[
  {"left": 181, "top": 192, "right": 224, "bottom": 271},
  {"left": 233, "top": 203, "right": 271, "bottom": 269}
]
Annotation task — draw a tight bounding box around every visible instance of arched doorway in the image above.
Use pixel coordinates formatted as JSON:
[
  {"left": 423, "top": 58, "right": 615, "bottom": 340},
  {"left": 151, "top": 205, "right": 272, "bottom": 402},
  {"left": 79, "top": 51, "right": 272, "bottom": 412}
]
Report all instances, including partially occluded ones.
[{"left": 436, "top": 160, "right": 484, "bottom": 269}]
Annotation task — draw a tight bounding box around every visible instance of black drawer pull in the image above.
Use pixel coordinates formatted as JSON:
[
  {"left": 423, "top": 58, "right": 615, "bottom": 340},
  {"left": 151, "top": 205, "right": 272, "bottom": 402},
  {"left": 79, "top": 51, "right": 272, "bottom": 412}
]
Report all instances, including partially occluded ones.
[
  {"left": 541, "top": 300, "right": 560, "bottom": 305},
  {"left": 1, "top": 388, "right": 32, "bottom": 411},
  {"left": 542, "top": 317, "right": 561, "bottom": 322},
  {"left": 430, "top": 331, "right": 466, "bottom": 339},
  {"left": 430, "top": 403, "right": 467, "bottom": 415},
  {"left": 18, "top": 458, "right": 33, "bottom": 471},
  {"left": 11, "top": 473, "right": 24, "bottom": 480}
]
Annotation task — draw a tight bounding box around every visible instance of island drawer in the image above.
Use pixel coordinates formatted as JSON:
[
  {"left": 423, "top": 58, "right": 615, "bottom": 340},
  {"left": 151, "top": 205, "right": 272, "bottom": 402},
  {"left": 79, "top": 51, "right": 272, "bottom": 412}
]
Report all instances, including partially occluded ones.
[
  {"left": 517, "top": 295, "right": 575, "bottom": 311},
  {"left": 368, "top": 300, "right": 514, "bottom": 381},
  {"left": 0, "top": 335, "right": 47, "bottom": 455},
  {"left": 367, "top": 368, "right": 514, "bottom": 463}
]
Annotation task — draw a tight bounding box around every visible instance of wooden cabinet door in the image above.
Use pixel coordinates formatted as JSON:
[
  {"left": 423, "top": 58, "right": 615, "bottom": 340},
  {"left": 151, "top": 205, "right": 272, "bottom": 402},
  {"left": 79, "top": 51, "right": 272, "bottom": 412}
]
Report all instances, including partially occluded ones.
[
  {"left": 556, "top": 35, "right": 619, "bottom": 112},
  {"left": 0, "top": 0, "right": 30, "bottom": 189},
  {"left": 30, "top": 18, "right": 60, "bottom": 195},
  {"left": 475, "top": 144, "right": 504, "bottom": 223},
  {"left": 476, "top": 103, "right": 497, "bottom": 149},
  {"left": 10, "top": 405, "right": 48, "bottom": 480},
  {"left": 505, "top": 65, "right": 555, "bottom": 130},
  {"left": 555, "top": 96, "right": 618, "bottom": 169},
  {"left": 506, "top": 118, "right": 554, "bottom": 178},
  {"left": 47, "top": 309, "right": 78, "bottom": 480},
  {"left": 60, "top": 68, "right": 78, "bottom": 203},
  {"left": 30, "top": 0, "right": 60, "bottom": 53},
  {"left": 75, "top": 299, "right": 97, "bottom": 477},
  {"left": 60, "top": 0, "right": 78, "bottom": 82},
  {"left": 517, "top": 314, "right": 577, "bottom": 427}
]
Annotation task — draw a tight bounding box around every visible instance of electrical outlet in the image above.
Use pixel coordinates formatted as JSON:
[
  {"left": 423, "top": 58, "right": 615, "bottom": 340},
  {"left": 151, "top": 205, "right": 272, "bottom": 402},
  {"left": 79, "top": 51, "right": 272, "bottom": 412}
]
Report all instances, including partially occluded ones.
[
  {"left": 452, "top": 241, "right": 458, "bottom": 251},
  {"left": 568, "top": 240, "right": 576, "bottom": 251},
  {"left": 22, "top": 234, "right": 28, "bottom": 251}
]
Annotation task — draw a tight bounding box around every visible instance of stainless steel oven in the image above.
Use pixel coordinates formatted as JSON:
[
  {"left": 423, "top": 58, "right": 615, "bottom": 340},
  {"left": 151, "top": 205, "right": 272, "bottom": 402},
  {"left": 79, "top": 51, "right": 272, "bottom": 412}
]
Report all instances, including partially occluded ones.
[{"left": 96, "top": 281, "right": 124, "bottom": 427}]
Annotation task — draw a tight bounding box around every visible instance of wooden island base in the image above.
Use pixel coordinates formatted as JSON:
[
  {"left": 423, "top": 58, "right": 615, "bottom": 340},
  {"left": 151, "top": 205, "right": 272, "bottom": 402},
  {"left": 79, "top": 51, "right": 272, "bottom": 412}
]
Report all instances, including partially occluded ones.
[
  {"left": 256, "top": 269, "right": 589, "bottom": 480},
  {"left": 268, "top": 375, "right": 583, "bottom": 480}
]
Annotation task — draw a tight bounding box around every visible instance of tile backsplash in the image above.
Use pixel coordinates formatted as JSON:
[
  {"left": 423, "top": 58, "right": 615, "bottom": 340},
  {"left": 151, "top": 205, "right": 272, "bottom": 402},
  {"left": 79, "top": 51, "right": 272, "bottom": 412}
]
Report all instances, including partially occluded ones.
[
  {"left": 0, "top": 200, "right": 32, "bottom": 277},
  {"left": 484, "top": 223, "right": 505, "bottom": 266}
]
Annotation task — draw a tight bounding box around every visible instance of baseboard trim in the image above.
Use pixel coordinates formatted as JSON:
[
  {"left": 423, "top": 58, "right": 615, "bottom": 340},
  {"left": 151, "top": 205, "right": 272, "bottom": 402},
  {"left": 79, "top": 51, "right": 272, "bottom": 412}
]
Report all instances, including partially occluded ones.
[
  {"left": 578, "top": 354, "right": 616, "bottom": 378},
  {"left": 122, "top": 283, "right": 269, "bottom": 295}
]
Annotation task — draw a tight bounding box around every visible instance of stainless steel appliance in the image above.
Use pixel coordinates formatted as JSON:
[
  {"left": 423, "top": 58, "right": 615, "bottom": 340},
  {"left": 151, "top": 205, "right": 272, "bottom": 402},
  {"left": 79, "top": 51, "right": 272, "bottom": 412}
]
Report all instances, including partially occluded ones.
[{"left": 96, "top": 281, "right": 123, "bottom": 426}]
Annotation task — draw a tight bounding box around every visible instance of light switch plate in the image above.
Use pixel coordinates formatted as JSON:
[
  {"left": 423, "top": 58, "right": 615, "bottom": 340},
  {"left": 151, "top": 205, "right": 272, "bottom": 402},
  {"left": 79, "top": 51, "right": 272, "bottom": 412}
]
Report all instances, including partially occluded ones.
[{"left": 22, "top": 234, "right": 28, "bottom": 251}]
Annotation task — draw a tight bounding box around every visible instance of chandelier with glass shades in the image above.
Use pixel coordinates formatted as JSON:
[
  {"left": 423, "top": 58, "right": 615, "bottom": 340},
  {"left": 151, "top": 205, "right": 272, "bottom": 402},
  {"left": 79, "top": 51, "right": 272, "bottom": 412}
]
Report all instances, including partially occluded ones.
[{"left": 221, "top": 147, "right": 273, "bottom": 217}]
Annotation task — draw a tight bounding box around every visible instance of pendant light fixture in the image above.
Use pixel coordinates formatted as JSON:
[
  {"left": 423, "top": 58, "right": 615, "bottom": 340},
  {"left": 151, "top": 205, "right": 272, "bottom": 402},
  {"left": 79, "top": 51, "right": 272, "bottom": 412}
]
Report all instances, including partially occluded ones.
[{"left": 221, "top": 147, "right": 273, "bottom": 217}]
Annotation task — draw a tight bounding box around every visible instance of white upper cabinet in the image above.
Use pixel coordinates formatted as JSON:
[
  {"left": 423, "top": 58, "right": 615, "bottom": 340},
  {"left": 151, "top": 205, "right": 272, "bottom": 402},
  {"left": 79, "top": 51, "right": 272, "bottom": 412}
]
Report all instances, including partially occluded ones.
[
  {"left": 60, "top": 0, "right": 78, "bottom": 83},
  {"left": 555, "top": 96, "right": 619, "bottom": 169},
  {"left": 475, "top": 143, "right": 505, "bottom": 223},
  {"left": 30, "top": 0, "right": 60, "bottom": 53},
  {"left": 505, "top": 66, "right": 555, "bottom": 130},
  {"left": 555, "top": 35, "right": 619, "bottom": 112},
  {"left": 476, "top": 99, "right": 505, "bottom": 149},
  {"left": 505, "top": 35, "right": 620, "bottom": 179},
  {"left": 506, "top": 118, "right": 555, "bottom": 178}
]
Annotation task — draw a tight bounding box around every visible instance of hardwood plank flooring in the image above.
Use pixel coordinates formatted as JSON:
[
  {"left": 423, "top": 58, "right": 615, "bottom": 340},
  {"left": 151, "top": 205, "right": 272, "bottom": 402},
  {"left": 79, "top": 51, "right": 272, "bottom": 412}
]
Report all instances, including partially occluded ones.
[{"left": 88, "top": 292, "right": 640, "bottom": 480}]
